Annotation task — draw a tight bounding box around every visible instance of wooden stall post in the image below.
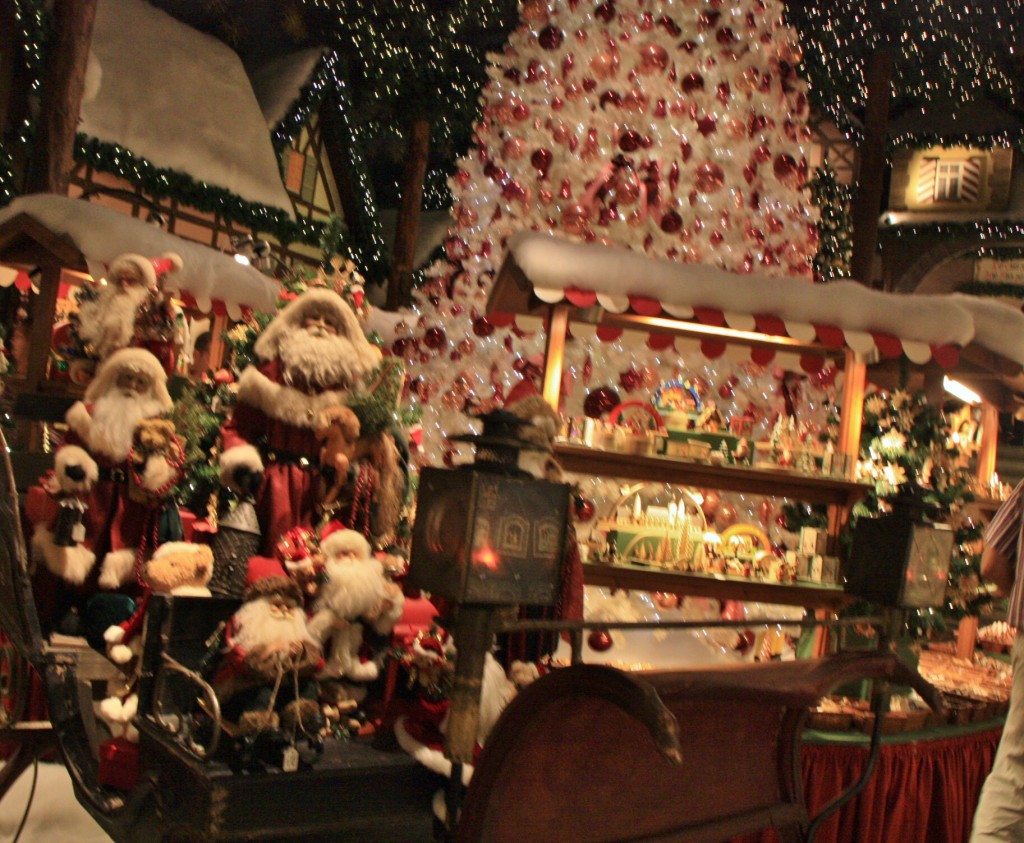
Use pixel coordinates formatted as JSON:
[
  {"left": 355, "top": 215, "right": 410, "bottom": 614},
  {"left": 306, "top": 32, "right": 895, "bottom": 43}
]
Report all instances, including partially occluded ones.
[
  {"left": 975, "top": 401, "right": 999, "bottom": 490},
  {"left": 542, "top": 304, "right": 570, "bottom": 411}
]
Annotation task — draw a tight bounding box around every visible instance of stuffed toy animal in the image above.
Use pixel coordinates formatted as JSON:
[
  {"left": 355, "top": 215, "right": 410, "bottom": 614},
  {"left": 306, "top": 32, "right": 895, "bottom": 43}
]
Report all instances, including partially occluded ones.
[
  {"left": 128, "top": 417, "right": 184, "bottom": 504},
  {"left": 104, "top": 541, "right": 214, "bottom": 664},
  {"left": 314, "top": 406, "right": 361, "bottom": 511},
  {"left": 307, "top": 528, "right": 404, "bottom": 682}
]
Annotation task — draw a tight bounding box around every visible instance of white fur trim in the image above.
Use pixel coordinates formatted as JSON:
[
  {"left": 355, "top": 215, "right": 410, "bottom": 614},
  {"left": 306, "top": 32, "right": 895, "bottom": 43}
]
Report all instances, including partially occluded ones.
[
  {"left": 170, "top": 585, "right": 212, "bottom": 597},
  {"left": 219, "top": 444, "right": 264, "bottom": 487},
  {"left": 394, "top": 716, "right": 474, "bottom": 784},
  {"left": 54, "top": 444, "right": 98, "bottom": 493},
  {"left": 99, "top": 548, "right": 137, "bottom": 590},
  {"left": 31, "top": 527, "right": 96, "bottom": 584},
  {"left": 236, "top": 366, "right": 352, "bottom": 431},
  {"left": 98, "top": 695, "right": 125, "bottom": 723},
  {"left": 104, "top": 625, "right": 126, "bottom": 644},
  {"left": 109, "top": 643, "right": 135, "bottom": 664},
  {"left": 109, "top": 253, "right": 157, "bottom": 289},
  {"left": 140, "top": 454, "right": 177, "bottom": 491},
  {"left": 371, "top": 588, "right": 405, "bottom": 637}
]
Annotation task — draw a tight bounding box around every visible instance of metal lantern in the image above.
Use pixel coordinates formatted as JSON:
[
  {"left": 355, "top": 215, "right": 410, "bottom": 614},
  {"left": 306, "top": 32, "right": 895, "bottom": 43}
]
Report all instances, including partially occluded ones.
[
  {"left": 846, "top": 490, "right": 954, "bottom": 608},
  {"left": 408, "top": 411, "right": 570, "bottom": 606}
]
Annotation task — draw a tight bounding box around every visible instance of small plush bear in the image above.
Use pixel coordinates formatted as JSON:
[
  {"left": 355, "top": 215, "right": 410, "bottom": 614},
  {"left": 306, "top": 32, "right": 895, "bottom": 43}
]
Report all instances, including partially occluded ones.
[{"left": 314, "top": 405, "right": 361, "bottom": 511}]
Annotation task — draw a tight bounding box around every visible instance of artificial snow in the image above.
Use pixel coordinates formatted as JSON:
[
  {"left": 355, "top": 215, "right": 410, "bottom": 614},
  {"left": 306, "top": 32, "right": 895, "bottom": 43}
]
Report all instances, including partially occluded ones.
[
  {"left": 508, "top": 231, "right": 1024, "bottom": 363},
  {"left": 80, "top": 0, "right": 294, "bottom": 216},
  {"left": 251, "top": 47, "right": 325, "bottom": 130},
  {"left": 0, "top": 195, "right": 282, "bottom": 314}
]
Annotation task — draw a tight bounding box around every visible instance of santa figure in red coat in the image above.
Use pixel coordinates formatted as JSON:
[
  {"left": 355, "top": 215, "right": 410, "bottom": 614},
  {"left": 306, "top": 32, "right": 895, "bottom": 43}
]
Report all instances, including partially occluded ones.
[
  {"left": 219, "top": 288, "right": 383, "bottom": 555},
  {"left": 31, "top": 347, "right": 182, "bottom": 590}
]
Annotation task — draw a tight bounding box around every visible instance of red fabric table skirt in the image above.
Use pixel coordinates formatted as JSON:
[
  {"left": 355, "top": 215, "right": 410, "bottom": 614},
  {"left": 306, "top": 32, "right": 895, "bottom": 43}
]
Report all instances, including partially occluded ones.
[{"left": 731, "top": 721, "right": 1002, "bottom": 843}]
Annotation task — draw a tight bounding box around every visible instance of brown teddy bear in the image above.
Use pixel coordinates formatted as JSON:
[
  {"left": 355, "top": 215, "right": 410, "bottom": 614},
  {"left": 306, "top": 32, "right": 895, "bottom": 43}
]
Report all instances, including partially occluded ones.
[{"left": 128, "top": 417, "right": 185, "bottom": 504}]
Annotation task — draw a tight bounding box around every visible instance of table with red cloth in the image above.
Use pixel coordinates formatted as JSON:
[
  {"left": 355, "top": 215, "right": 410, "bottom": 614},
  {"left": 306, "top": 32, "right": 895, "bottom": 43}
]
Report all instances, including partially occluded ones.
[{"left": 731, "top": 718, "right": 1002, "bottom": 843}]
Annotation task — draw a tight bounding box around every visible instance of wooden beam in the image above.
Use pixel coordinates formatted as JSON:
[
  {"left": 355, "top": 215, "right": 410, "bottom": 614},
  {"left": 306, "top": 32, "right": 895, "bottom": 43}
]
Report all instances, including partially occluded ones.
[
  {"left": 850, "top": 48, "right": 892, "bottom": 287},
  {"left": 26, "top": 0, "right": 98, "bottom": 195},
  {"left": 542, "top": 305, "right": 569, "bottom": 410}
]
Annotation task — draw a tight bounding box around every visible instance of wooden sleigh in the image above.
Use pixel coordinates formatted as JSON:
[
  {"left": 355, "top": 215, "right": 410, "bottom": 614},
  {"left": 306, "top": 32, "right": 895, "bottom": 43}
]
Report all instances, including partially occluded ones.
[{"left": 0, "top": 428, "right": 943, "bottom": 843}]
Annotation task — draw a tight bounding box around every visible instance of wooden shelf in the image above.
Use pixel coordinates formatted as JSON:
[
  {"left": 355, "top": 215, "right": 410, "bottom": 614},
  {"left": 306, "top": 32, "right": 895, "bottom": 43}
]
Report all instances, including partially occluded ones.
[
  {"left": 554, "top": 444, "right": 871, "bottom": 507},
  {"left": 583, "top": 561, "right": 850, "bottom": 611}
]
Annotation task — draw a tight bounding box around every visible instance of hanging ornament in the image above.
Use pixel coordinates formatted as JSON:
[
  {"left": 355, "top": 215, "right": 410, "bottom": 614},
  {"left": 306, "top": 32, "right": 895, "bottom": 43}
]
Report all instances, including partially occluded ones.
[
  {"left": 694, "top": 162, "right": 725, "bottom": 193},
  {"left": 638, "top": 43, "right": 669, "bottom": 74},
  {"left": 587, "top": 629, "right": 614, "bottom": 652},
  {"left": 583, "top": 386, "right": 621, "bottom": 418},
  {"left": 561, "top": 204, "right": 590, "bottom": 236},
  {"left": 423, "top": 327, "right": 447, "bottom": 350},
  {"left": 573, "top": 496, "right": 597, "bottom": 523},
  {"left": 717, "top": 502, "right": 739, "bottom": 529},
  {"left": 472, "top": 317, "right": 495, "bottom": 338},
  {"left": 700, "top": 489, "right": 721, "bottom": 520},
  {"left": 619, "top": 367, "right": 642, "bottom": 392},
  {"left": 538, "top": 25, "right": 564, "bottom": 49}
]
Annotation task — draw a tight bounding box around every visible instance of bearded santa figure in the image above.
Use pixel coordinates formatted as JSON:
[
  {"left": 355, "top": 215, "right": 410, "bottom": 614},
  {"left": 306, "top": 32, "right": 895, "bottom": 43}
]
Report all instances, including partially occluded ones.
[
  {"left": 31, "top": 348, "right": 182, "bottom": 590},
  {"left": 212, "top": 569, "right": 323, "bottom": 735},
  {"left": 77, "top": 252, "right": 184, "bottom": 369},
  {"left": 307, "top": 527, "right": 404, "bottom": 682},
  {"left": 219, "top": 289, "right": 383, "bottom": 554}
]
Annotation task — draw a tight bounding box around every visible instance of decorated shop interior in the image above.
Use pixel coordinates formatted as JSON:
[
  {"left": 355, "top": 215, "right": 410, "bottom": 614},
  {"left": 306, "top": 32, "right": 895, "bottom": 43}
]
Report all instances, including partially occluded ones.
[{"left": 2, "top": 0, "right": 1024, "bottom": 842}]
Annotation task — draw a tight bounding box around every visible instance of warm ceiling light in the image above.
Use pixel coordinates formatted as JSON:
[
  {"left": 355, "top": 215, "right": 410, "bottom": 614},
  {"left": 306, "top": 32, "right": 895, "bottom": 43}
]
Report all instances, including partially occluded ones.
[{"left": 943, "top": 376, "right": 980, "bottom": 405}]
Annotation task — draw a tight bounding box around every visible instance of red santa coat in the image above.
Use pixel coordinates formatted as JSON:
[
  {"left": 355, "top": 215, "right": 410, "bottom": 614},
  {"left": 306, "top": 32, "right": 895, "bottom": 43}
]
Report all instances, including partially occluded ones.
[
  {"left": 39, "top": 403, "right": 164, "bottom": 565},
  {"left": 221, "top": 360, "right": 354, "bottom": 555}
]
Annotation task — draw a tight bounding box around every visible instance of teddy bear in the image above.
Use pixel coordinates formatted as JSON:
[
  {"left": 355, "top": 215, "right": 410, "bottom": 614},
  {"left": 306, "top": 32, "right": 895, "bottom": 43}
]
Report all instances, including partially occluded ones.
[
  {"left": 104, "top": 541, "right": 214, "bottom": 664},
  {"left": 306, "top": 527, "right": 404, "bottom": 683},
  {"left": 128, "top": 417, "right": 185, "bottom": 505}
]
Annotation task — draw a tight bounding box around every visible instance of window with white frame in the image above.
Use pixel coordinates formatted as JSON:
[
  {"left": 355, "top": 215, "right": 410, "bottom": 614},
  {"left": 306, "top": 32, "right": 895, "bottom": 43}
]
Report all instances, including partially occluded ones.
[{"left": 916, "top": 156, "right": 983, "bottom": 205}]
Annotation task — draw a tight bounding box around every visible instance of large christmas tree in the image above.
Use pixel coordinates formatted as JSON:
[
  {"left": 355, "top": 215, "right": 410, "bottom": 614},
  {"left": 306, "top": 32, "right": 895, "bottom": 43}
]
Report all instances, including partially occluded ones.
[{"left": 398, "top": 0, "right": 822, "bottom": 466}]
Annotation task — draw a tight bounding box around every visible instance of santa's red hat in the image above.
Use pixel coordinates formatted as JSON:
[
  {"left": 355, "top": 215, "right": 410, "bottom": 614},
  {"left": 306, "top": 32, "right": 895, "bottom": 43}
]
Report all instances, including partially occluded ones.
[
  {"left": 108, "top": 252, "right": 182, "bottom": 291},
  {"left": 244, "top": 555, "right": 288, "bottom": 589}
]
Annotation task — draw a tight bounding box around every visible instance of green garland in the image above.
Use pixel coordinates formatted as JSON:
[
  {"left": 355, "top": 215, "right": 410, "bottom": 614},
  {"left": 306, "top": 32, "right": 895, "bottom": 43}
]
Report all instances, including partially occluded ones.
[
  {"left": 881, "top": 219, "right": 1024, "bottom": 245},
  {"left": 74, "top": 135, "right": 323, "bottom": 247}
]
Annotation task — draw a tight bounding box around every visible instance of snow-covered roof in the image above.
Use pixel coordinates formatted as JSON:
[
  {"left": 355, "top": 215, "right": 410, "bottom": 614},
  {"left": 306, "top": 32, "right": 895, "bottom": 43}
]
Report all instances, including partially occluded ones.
[
  {"left": 80, "top": 0, "right": 294, "bottom": 216},
  {"left": 498, "top": 231, "right": 1024, "bottom": 368},
  {"left": 251, "top": 47, "right": 325, "bottom": 129},
  {"left": 0, "top": 195, "right": 281, "bottom": 316}
]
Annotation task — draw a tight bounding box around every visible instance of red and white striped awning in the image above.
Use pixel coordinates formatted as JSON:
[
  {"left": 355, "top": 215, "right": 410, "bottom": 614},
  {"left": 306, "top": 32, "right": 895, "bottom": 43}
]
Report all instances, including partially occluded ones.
[{"left": 489, "top": 232, "right": 1024, "bottom": 371}]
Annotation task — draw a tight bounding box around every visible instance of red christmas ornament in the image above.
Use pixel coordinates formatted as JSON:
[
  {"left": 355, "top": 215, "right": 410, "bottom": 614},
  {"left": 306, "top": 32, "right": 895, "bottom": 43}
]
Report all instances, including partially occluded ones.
[
  {"left": 681, "top": 72, "right": 704, "bottom": 93},
  {"left": 696, "top": 115, "right": 717, "bottom": 136},
  {"left": 595, "top": 1, "right": 616, "bottom": 22},
  {"left": 587, "top": 629, "right": 614, "bottom": 652},
  {"left": 753, "top": 143, "right": 772, "bottom": 163},
  {"left": 619, "top": 367, "right": 642, "bottom": 392},
  {"left": 583, "top": 386, "right": 621, "bottom": 418},
  {"left": 573, "top": 496, "right": 597, "bottom": 523},
  {"left": 423, "top": 327, "right": 447, "bottom": 350},
  {"left": 472, "top": 317, "right": 495, "bottom": 337},
  {"left": 660, "top": 210, "right": 683, "bottom": 233},
  {"left": 694, "top": 162, "right": 725, "bottom": 193},
  {"left": 619, "top": 129, "right": 643, "bottom": 151},
  {"left": 539, "top": 25, "right": 564, "bottom": 49},
  {"left": 773, "top": 153, "right": 799, "bottom": 186}
]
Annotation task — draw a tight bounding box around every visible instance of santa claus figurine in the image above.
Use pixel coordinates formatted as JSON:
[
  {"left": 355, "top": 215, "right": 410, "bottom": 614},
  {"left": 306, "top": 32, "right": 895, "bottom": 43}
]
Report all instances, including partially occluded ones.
[
  {"left": 219, "top": 289, "right": 383, "bottom": 555},
  {"left": 212, "top": 568, "right": 323, "bottom": 737},
  {"left": 307, "top": 526, "right": 404, "bottom": 683},
  {"left": 30, "top": 348, "right": 184, "bottom": 592},
  {"left": 77, "top": 252, "right": 184, "bottom": 369}
]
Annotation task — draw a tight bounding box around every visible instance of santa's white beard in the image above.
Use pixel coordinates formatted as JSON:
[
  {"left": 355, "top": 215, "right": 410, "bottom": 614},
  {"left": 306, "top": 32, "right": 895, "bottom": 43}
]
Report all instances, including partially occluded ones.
[
  {"left": 78, "top": 285, "right": 150, "bottom": 357},
  {"left": 316, "top": 559, "right": 386, "bottom": 620},
  {"left": 278, "top": 329, "right": 368, "bottom": 391},
  {"left": 88, "top": 391, "right": 164, "bottom": 461},
  {"left": 232, "top": 598, "right": 314, "bottom": 653}
]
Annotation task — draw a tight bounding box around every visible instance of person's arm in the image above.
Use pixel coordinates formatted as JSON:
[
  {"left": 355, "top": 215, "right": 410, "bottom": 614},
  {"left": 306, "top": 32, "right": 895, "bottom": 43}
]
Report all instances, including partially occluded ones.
[{"left": 981, "top": 544, "right": 1015, "bottom": 596}]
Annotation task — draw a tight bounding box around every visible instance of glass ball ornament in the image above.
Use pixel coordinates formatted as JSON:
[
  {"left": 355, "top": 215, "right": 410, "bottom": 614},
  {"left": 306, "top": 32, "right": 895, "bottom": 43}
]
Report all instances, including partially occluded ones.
[
  {"left": 423, "top": 327, "right": 447, "bottom": 350},
  {"left": 694, "top": 162, "right": 725, "bottom": 194},
  {"left": 539, "top": 25, "right": 564, "bottom": 49},
  {"left": 573, "top": 496, "right": 597, "bottom": 523},
  {"left": 561, "top": 204, "right": 590, "bottom": 236},
  {"left": 531, "top": 147, "right": 553, "bottom": 176},
  {"left": 583, "top": 386, "right": 621, "bottom": 418},
  {"left": 638, "top": 43, "right": 669, "bottom": 74},
  {"left": 587, "top": 629, "right": 614, "bottom": 652}
]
